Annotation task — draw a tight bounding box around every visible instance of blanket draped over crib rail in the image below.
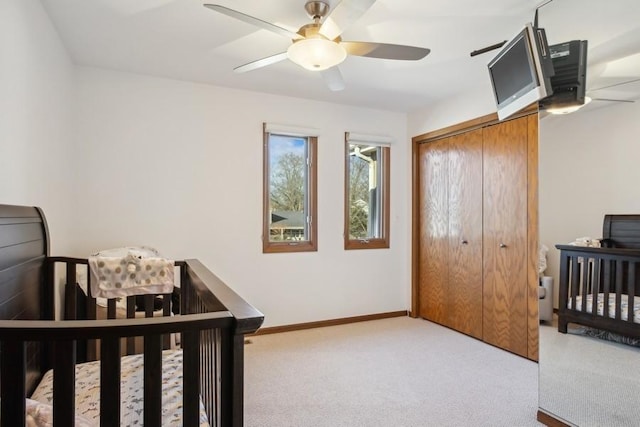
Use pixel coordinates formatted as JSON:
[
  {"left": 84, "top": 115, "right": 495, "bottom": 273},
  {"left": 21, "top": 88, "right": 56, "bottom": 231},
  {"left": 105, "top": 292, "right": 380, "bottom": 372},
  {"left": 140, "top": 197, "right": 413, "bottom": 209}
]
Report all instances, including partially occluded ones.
[{"left": 88, "top": 246, "right": 175, "bottom": 298}]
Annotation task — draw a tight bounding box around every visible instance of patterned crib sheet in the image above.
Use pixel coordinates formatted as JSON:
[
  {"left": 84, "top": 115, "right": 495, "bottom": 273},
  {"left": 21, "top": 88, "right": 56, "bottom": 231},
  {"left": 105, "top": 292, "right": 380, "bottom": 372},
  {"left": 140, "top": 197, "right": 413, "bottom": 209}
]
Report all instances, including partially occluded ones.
[
  {"left": 30, "top": 349, "right": 210, "bottom": 426},
  {"left": 568, "top": 293, "right": 640, "bottom": 324}
]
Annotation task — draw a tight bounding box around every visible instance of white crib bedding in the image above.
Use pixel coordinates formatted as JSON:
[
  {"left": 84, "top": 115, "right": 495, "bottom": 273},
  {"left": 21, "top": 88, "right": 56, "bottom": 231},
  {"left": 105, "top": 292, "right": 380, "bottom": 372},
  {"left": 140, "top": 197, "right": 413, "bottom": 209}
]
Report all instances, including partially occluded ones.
[
  {"left": 568, "top": 293, "right": 640, "bottom": 324},
  {"left": 30, "top": 349, "right": 210, "bottom": 426}
]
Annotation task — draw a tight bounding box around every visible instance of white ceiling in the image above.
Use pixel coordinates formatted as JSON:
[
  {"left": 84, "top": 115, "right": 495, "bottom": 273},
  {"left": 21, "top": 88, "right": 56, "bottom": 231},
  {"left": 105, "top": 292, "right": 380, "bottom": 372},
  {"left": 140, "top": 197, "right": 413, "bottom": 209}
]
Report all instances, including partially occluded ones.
[{"left": 41, "top": 0, "right": 640, "bottom": 113}]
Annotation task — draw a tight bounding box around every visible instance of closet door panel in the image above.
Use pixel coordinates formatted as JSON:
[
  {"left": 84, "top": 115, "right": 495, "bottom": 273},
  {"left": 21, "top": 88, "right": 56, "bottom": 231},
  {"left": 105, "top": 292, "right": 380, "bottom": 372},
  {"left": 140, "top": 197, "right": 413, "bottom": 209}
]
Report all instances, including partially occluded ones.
[
  {"left": 447, "top": 130, "right": 483, "bottom": 339},
  {"left": 527, "top": 114, "right": 539, "bottom": 361},
  {"left": 418, "top": 140, "right": 449, "bottom": 325},
  {"left": 482, "top": 117, "right": 529, "bottom": 357}
]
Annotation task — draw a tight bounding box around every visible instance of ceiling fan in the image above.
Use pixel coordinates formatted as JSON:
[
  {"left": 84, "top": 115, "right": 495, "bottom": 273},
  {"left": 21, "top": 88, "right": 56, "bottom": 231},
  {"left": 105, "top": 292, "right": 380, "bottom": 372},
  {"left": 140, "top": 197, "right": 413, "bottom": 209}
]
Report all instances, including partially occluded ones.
[
  {"left": 541, "top": 46, "right": 638, "bottom": 114},
  {"left": 552, "top": 78, "right": 638, "bottom": 114},
  {"left": 203, "top": 0, "right": 430, "bottom": 91}
]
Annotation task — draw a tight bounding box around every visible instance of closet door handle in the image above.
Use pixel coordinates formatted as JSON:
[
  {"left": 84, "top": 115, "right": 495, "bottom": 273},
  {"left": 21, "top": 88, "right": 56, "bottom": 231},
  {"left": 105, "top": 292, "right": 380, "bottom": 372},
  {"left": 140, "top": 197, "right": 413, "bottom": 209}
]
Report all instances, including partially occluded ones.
[
  {"left": 499, "top": 243, "right": 507, "bottom": 248},
  {"left": 461, "top": 239, "right": 468, "bottom": 245}
]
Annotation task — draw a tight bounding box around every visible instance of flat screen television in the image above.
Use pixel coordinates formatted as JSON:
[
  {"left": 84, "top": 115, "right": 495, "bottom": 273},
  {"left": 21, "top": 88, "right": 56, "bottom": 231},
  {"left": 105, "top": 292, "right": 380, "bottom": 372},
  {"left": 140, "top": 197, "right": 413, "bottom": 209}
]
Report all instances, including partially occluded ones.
[{"left": 488, "top": 23, "right": 554, "bottom": 120}]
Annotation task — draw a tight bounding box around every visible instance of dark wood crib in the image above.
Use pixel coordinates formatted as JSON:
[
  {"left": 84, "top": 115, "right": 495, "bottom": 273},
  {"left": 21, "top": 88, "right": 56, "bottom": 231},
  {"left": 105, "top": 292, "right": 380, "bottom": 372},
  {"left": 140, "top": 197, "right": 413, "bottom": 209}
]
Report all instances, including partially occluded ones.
[
  {"left": 0, "top": 204, "right": 263, "bottom": 426},
  {"left": 556, "top": 214, "right": 640, "bottom": 339}
]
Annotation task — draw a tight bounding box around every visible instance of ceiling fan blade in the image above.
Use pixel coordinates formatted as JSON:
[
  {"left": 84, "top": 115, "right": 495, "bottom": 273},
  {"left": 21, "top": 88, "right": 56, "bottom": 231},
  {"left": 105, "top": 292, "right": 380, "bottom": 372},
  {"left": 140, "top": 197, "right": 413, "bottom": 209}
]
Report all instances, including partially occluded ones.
[
  {"left": 203, "top": 4, "right": 303, "bottom": 40},
  {"left": 321, "top": 67, "right": 346, "bottom": 91},
  {"left": 591, "top": 98, "right": 635, "bottom": 103},
  {"left": 590, "top": 77, "right": 640, "bottom": 92},
  {"left": 234, "top": 52, "right": 289, "bottom": 73},
  {"left": 319, "top": 0, "right": 376, "bottom": 41},
  {"left": 341, "top": 42, "right": 430, "bottom": 60}
]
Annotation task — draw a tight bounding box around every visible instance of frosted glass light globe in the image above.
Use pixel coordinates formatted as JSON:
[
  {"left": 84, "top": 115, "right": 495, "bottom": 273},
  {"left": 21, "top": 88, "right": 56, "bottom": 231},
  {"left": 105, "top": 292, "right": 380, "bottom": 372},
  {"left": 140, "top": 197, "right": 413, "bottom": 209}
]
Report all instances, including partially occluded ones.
[{"left": 287, "top": 38, "right": 347, "bottom": 71}]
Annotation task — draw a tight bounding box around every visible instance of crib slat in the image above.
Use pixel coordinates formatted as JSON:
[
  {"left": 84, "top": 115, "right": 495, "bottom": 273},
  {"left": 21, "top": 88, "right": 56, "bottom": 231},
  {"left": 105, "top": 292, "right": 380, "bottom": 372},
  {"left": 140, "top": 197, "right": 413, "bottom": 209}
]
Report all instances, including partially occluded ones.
[
  {"left": 107, "top": 298, "right": 116, "bottom": 319},
  {"left": 65, "top": 262, "right": 77, "bottom": 320},
  {"left": 53, "top": 340, "right": 76, "bottom": 427},
  {"left": 629, "top": 263, "right": 636, "bottom": 323},
  {"left": 219, "top": 329, "right": 245, "bottom": 427},
  {"left": 127, "top": 296, "right": 136, "bottom": 355},
  {"left": 86, "top": 266, "right": 96, "bottom": 317},
  {"left": 44, "top": 260, "right": 56, "bottom": 321},
  {"left": 603, "top": 259, "right": 611, "bottom": 318},
  {"left": 570, "top": 256, "right": 580, "bottom": 310},
  {"left": 163, "top": 293, "right": 171, "bottom": 349},
  {"left": 592, "top": 258, "right": 601, "bottom": 314},
  {"left": 183, "top": 330, "right": 201, "bottom": 427},
  {"left": 100, "top": 336, "right": 121, "bottom": 426},
  {"left": 126, "top": 295, "right": 135, "bottom": 318},
  {"left": 202, "top": 329, "right": 210, "bottom": 424},
  {"left": 581, "top": 258, "right": 589, "bottom": 312},
  {"left": 615, "top": 260, "right": 623, "bottom": 320},
  {"left": 144, "top": 334, "right": 162, "bottom": 427},
  {"left": 163, "top": 293, "right": 171, "bottom": 316},
  {"left": 1, "top": 340, "right": 25, "bottom": 427},
  {"left": 145, "top": 294, "right": 155, "bottom": 317},
  {"left": 558, "top": 252, "right": 569, "bottom": 328},
  {"left": 87, "top": 269, "right": 97, "bottom": 361},
  {"left": 214, "top": 329, "right": 221, "bottom": 425},
  {"left": 211, "top": 329, "right": 220, "bottom": 417}
]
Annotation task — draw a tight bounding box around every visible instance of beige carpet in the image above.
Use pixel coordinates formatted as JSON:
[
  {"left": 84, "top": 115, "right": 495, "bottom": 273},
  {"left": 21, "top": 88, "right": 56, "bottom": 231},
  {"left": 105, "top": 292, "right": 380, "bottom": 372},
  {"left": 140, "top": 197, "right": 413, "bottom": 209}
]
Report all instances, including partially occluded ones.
[
  {"left": 539, "top": 321, "right": 640, "bottom": 427},
  {"left": 244, "top": 316, "right": 541, "bottom": 427}
]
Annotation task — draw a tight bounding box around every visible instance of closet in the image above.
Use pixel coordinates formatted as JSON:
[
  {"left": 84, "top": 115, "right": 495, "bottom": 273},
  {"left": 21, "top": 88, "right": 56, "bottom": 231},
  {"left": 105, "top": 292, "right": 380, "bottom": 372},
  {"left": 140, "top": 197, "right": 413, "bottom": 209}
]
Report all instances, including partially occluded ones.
[{"left": 413, "top": 112, "right": 538, "bottom": 360}]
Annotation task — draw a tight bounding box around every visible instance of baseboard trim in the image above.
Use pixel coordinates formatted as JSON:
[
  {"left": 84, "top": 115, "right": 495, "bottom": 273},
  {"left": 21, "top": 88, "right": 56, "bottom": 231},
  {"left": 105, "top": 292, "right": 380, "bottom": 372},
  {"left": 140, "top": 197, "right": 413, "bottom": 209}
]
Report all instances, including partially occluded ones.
[
  {"left": 537, "top": 409, "right": 573, "bottom": 427},
  {"left": 252, "top": 311, "right": 408, "bottom": 336}
]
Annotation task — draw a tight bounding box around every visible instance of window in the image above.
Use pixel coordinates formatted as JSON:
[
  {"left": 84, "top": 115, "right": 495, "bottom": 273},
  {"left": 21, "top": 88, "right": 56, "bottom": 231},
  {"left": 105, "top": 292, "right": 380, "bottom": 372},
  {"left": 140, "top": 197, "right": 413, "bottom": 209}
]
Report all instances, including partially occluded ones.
[
  {"left": 263, "top": 124, "right": 317, "bottom": 253},
  {"left": 344, "top": 134, "right": 390, "bottom": 249}
]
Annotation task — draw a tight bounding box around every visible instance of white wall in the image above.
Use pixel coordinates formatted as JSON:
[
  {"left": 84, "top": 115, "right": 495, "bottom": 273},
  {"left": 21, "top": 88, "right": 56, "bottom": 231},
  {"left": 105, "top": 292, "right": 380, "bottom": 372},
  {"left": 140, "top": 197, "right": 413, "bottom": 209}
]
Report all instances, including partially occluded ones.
[
  {"left": 408, "top": 85, "right": 496, "bottom": 137},
  {"left": 72, "top": 67, "right": 410, "bottom": 327},
  {"left": 0, "top": 0, "right": 75, "bottom": 254},
  {"left": 539, "top": 101, "right": 640, "bottom": 306}
]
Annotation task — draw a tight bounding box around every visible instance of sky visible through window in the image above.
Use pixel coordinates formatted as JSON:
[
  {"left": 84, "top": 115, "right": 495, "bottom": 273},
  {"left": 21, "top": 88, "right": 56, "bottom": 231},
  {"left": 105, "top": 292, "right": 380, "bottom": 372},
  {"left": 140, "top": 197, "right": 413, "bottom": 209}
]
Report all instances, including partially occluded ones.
[{"left": 269, "top": 135, "right": 305, "bottom": 168}]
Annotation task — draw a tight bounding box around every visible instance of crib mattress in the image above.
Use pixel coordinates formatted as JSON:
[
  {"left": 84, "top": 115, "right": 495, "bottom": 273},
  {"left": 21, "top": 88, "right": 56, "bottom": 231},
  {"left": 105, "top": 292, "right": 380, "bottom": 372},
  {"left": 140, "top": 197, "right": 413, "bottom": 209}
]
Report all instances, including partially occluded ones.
[
  {"left": 30, "top": 349, "right": 210, "bottom": 426},
  {"left": 568, "top": 293, "right": 640, "bottom": 324}
]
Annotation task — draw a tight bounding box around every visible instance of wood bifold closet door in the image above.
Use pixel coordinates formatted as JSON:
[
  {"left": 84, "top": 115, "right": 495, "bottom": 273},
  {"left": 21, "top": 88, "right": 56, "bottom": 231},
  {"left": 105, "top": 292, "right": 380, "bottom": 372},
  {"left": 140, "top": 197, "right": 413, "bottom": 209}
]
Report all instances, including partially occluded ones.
[
  {"left": 419, "top": 129, "right": 483, "bottom": 339},
  {"left": 417, "top": 114, "right": 536, "bottom": 358},
  {"left": 482, "top": 117, "right": 529, "bottom": 356}
]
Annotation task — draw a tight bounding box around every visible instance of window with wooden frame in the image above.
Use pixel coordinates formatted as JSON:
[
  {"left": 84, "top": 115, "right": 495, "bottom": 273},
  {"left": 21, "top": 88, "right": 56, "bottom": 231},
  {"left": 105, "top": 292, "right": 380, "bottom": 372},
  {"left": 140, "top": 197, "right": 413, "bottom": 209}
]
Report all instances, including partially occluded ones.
[
  {"left": 263, "top": 123, "right": 318, "bottom": 253},
  {"left": 344, "top": 133, "right": 390, "bottom": 250}
]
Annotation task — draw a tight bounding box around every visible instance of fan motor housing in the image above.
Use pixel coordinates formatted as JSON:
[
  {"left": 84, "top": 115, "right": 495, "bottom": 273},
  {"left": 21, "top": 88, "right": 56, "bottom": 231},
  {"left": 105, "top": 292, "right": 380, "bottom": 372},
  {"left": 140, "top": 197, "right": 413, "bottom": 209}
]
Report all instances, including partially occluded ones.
[
  {"left": 305, "top": 1, "right": 330, "bottom": 19},
  {"left": 296, "top": 22, "right": 340, "bottom": 42}
]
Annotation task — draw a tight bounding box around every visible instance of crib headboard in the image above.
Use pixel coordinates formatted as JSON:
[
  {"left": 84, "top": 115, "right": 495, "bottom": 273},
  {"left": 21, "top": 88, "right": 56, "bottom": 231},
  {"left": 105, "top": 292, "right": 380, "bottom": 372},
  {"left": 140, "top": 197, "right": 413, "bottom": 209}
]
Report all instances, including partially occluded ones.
[
  {"left": 0, "top": 204, "right": 50, "bottom": 394},
  {"left": 603, "top": 214, "right": 640, "bottom": 249}
]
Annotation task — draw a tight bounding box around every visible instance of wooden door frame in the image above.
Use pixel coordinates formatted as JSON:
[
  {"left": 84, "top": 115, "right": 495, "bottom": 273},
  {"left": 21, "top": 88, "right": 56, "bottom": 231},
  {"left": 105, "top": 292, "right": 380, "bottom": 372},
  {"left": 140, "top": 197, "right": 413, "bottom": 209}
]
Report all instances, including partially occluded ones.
[{"left": 410, "top": 105, "right": 539, "bottom": 359}]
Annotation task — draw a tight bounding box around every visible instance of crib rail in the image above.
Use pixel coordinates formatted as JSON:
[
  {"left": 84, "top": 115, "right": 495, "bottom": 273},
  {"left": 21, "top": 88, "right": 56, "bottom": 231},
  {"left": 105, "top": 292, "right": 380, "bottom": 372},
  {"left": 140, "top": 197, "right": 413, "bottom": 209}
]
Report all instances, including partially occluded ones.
[
  {"left": 0, "top": 257, "right": 263, "bottom": 427},
  {"left": 182, "top": 259, "right": 264, "bottom": 427},
  {"left": 556, "top": 244, "right": 640, "bottom": 337}
]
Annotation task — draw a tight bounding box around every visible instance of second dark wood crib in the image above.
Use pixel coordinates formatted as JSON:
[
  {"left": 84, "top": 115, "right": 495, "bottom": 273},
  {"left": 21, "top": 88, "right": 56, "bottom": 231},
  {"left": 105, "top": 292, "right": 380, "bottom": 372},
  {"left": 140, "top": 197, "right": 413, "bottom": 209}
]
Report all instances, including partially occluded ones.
[{"left": 556, "top": 214, "right": 640, "bottom": 339}]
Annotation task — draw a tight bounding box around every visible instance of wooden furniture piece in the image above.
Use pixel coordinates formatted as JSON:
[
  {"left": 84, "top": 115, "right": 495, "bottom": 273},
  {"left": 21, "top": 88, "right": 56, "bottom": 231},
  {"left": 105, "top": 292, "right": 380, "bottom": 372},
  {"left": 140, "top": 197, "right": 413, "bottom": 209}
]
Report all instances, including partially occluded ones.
[
  {"left": 0, "top": 203, "right": 264, "bottom": 427},
  {"left": 482, "top": 116, "right": 531, "bottom": 356},
  {"left": 418, "top": 129, "right": 483, "bottom": 339},
  {"left": 556, "top": 214, "right": 640, "bottom": 338},
  {"left": 413, "top": 109, "right": 539, "bottom": 359}
]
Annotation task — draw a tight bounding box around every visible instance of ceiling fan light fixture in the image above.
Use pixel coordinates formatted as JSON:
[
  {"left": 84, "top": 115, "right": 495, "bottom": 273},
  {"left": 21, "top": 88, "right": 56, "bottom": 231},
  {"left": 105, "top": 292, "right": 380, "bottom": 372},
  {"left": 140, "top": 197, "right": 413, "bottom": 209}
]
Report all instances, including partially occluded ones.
[
  {"left": 547, "top": 96, "right": 592, "bottom": 115},
  {"left": 287, "top": 38, "right": 347, "bottom": 71}
]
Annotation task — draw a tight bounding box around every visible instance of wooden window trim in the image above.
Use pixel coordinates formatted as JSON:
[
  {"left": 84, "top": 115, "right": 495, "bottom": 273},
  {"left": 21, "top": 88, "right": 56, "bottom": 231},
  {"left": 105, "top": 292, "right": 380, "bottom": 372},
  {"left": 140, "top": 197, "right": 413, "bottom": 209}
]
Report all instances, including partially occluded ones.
[
  {"left": 262, "top": 125, "right": 318, "bottom": 253},
  {"left": 344, "top": 138, "right": 390, "bottom": 250}
]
